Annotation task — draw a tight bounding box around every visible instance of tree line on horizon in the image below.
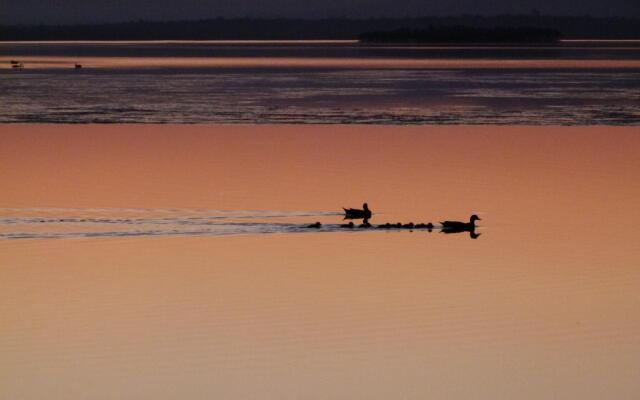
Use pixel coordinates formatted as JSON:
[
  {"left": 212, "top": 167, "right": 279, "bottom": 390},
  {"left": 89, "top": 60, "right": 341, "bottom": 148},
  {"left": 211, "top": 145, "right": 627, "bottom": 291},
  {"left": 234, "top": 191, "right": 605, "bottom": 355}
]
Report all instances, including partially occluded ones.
[
  {"left": 1, "top": 15, "right": 639, "bottom": 40},
  {"left": 358, "top": 26, "right": 562, "bottom": 43}
]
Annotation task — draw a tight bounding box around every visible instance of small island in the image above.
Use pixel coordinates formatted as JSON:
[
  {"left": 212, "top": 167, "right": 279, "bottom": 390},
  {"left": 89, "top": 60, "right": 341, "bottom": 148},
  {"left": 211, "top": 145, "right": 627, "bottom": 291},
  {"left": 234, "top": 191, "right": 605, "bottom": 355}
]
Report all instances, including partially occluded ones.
[{"left": 358, "top": 26, "right": 562, "bottom": 44}]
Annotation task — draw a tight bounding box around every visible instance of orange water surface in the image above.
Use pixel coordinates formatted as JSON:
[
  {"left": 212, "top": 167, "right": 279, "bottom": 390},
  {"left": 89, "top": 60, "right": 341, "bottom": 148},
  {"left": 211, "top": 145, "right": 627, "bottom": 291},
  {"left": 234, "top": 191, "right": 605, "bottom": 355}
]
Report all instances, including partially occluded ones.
[{"left": 1, "top": 124, "right": 639, "bottom": 399}]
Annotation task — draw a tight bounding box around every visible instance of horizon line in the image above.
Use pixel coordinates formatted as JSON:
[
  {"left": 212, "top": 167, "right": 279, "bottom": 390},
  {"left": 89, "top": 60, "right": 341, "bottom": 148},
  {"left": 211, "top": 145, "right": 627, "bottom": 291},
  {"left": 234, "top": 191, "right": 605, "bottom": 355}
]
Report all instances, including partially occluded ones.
[{"left": 2, "top": 14, "right": 640, "bottom": 27}]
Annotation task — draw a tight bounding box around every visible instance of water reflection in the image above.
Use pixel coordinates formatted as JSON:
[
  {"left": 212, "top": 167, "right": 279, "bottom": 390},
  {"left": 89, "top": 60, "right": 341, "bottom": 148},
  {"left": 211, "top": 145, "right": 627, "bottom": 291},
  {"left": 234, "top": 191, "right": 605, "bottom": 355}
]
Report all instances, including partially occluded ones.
[
  {"left": 441, "top": 227, "right": 482, "bottom": 239},
  {"left": 2, "top": 46, "right": 640, "bottom": 125},
  {"left": 2, "top": 125, "right": 639, "bottom": 399}
]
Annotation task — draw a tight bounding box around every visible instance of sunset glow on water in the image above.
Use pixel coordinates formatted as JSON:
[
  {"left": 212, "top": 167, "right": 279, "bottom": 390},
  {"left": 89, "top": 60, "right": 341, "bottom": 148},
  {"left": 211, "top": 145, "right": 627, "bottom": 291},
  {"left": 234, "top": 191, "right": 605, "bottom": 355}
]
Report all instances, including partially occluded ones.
[{"left": 1, "top": 125, "right": 639, "bottom": 398}]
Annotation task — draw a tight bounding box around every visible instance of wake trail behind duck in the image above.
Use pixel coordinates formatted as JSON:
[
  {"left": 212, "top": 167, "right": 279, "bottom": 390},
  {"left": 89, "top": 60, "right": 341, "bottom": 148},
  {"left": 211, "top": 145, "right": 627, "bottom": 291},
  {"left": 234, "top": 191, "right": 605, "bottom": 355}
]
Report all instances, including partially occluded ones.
[{"left": 0, "top": 207, "right": 343, "bottom": 240}]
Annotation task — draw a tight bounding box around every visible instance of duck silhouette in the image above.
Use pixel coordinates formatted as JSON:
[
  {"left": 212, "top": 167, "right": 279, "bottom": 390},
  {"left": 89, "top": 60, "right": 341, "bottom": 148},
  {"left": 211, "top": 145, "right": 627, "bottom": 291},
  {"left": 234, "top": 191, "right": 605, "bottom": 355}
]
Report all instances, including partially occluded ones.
[
  {"left": 343, "top": 203, "right": 372, "bottom": 220},
  {"left": 307, "top": 222, "right": 322, "bottom": 229},
  {"left": 440, "top": 215, "right": 481, "bottom": 239},
  {"left": 441, "top": 215, "right": 481, "bottom": 230}
]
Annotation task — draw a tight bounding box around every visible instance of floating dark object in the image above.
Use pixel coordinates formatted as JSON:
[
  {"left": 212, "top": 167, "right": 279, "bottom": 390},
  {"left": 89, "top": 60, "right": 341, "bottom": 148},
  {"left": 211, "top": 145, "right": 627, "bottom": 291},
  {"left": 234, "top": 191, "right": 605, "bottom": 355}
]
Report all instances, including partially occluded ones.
[
  {"left": 307, "top": 222, "right": 321, "bottom": 228},
  {"left": 441, "top": 215, "right": 481, "bottom": 230},
  {"left": 11, "top": 62, "right": 24, "bottom": 70},
  {"left": 343, "top": 203, "right": 372, "bottom": 220},
  {"left": 441, "top": 215, "right": 481, "bottom": 239},
  {"left": 10, "top": 60, "right": 20, "bottom": 65},
  {"left": 415, "top": 223, "right": 433, "bottom": 230},
  {"left": 75, "top": 64, "right": 82, "bottom": 69},
  {"left": 336, "top": 204, "right": 481, "bottom": 236}
]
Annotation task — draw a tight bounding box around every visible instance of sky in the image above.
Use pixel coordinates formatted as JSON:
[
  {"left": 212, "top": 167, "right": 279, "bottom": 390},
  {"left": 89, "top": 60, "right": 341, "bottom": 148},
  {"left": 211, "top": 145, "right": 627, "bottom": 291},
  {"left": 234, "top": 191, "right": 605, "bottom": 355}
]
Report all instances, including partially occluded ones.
[{"left": 1, "top": 0, "right": 639, "bottom": 24}]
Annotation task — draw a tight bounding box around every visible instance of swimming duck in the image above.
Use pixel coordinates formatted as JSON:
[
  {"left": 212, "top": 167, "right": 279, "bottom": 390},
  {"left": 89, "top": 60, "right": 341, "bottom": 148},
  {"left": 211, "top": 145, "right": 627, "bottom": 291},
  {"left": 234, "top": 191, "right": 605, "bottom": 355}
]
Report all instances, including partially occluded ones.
[
  {"left": 307, "top": 222, "right": 322, "bottom": 228},
  {"left": 343, "top": 203, "right": 372, "bottom": 219},
  {"left": 341, "top": 221, "right": 355, "bottom": 228},
  {"left": 440, "top": 215, "right": 481, "bottom": 239},
  {"left": 441, "top": 215, "right": 481, "bottom": 230}
]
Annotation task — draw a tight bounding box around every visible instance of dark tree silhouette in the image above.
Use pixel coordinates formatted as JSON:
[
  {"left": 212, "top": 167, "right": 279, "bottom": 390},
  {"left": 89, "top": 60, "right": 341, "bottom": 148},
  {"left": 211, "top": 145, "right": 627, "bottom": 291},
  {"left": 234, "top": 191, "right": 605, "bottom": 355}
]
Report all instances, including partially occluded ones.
[{"left": 358, "top": 26, "right": 562, "bottom": 43}]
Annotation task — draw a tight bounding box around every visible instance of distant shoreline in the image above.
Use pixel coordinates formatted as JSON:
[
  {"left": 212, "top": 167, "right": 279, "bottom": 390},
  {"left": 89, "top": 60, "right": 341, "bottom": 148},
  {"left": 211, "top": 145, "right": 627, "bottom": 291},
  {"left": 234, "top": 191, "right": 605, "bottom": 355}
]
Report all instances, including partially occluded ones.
[
  {"left": 358, "top": 27, "right": 562, "bottom": 44},
  {"left": 1, "top": 16, "right": 640, "bottom": 41}
]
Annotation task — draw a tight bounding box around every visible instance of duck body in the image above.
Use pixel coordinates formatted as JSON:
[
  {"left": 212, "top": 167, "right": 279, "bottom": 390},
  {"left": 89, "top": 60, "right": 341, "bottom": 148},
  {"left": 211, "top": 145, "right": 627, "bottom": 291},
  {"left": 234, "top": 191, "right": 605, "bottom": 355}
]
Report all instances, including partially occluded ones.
[
  {"left": 441, "top": 221, "right": 470, "bottom": 230},
  {"left": 343, "top": 203, "right": 372, "bottom": 219},
  {"left": 440, "top": 215, "right": 481, "bottom": 239},
  {"left": 441, "top": 214, "right": 481, "bottom": 231}
]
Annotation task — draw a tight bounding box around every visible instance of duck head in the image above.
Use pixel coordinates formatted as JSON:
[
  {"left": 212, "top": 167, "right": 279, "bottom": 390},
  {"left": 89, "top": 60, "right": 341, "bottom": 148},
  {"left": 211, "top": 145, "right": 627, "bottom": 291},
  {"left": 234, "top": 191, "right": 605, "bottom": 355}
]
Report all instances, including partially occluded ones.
[
  {"left": 363, "top": 203, "right": 369, "bottom": 211},
  {"left": 470, "top": 214, "right": 481, "bottom": 224}
]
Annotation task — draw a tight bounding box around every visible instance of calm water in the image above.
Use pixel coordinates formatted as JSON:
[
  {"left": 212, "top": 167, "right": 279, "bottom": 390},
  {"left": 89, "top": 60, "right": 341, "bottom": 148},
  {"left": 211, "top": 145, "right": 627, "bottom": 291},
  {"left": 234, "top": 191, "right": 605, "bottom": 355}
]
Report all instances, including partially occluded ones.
[
  {"left": 1, "top": 41, "right": 640, "bottom": 124},
  {"left": 1, "top": 125, "right": 639, "bottom": 399},
  {"left": 1, "top": 41, "right": 640, "bottom": 399}
]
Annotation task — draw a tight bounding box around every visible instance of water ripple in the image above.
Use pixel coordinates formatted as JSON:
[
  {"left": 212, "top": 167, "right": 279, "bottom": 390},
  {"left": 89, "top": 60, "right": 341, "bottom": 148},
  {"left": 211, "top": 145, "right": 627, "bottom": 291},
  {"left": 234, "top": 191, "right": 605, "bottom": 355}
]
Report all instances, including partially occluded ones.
[
  {"left": 0, "top": 208, "right": 361, "bottom": 240},
  {"left": 2, "top": 68, "right": 639, "bottom": 125}
]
